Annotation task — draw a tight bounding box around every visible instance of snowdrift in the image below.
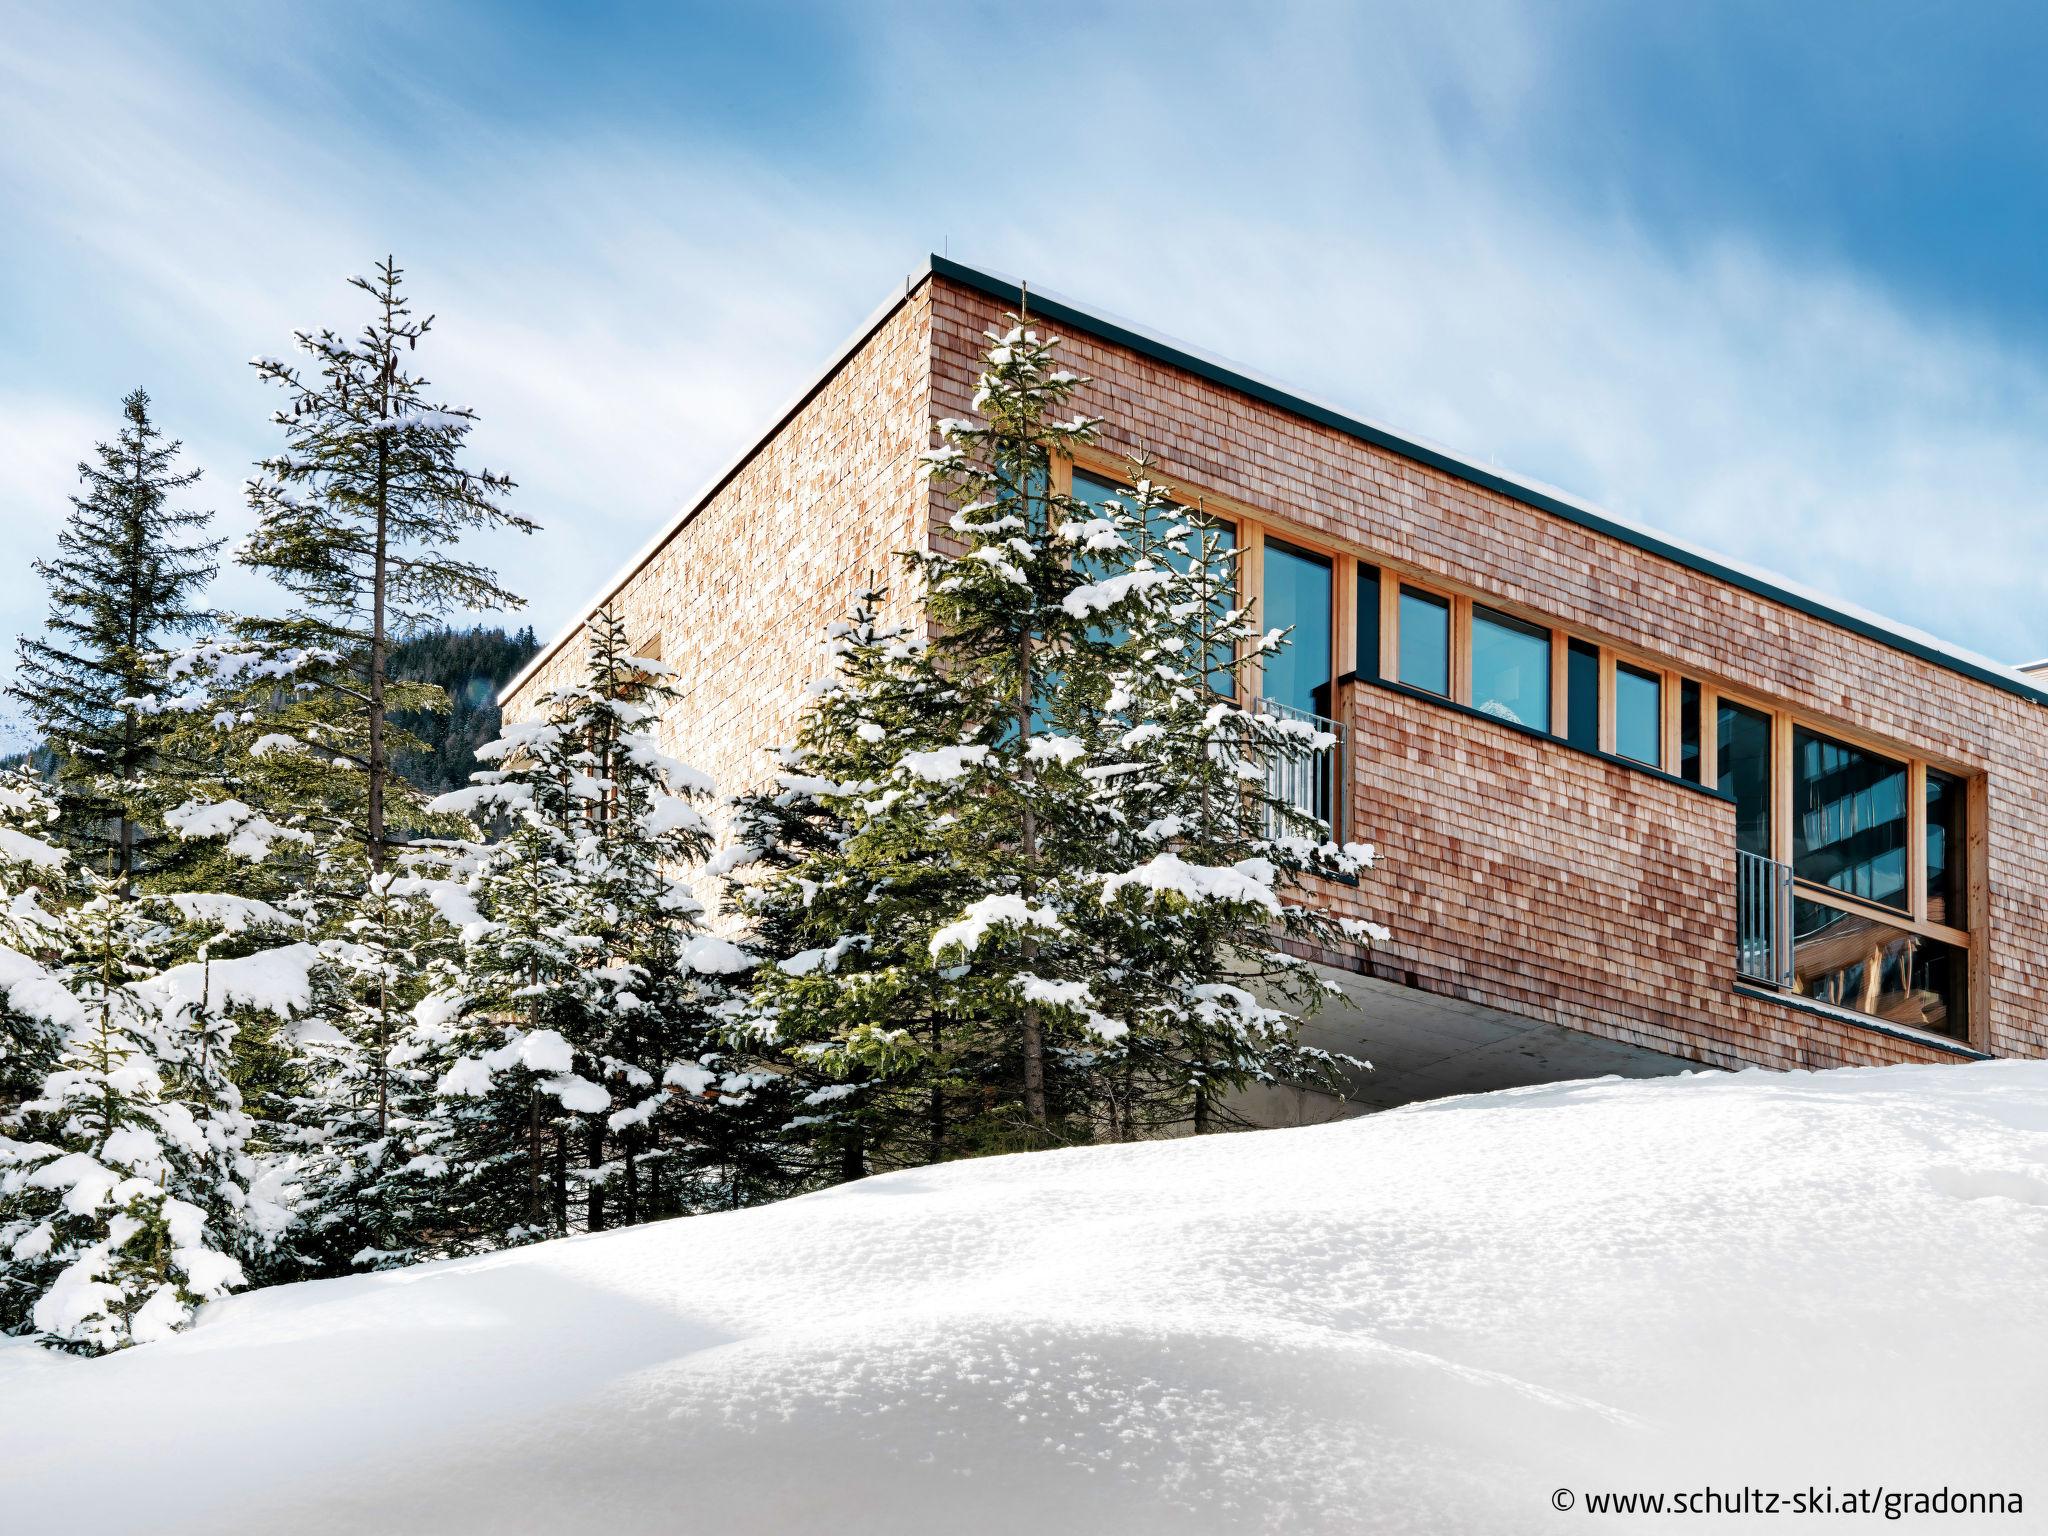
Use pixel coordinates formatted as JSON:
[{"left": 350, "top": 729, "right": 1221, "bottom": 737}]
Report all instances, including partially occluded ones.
[{"left": 6, "top": 1061, "right": 2048, "bottom": 1534}]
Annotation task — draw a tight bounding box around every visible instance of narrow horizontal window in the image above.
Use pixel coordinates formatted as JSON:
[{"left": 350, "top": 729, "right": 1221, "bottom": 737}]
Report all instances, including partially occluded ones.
[
  {"left": 1397, "top": 587, "right": 1450, "bottom": 697},
  {"left": 1469, "top": 606, "right": 1550, "bottom": 732}
]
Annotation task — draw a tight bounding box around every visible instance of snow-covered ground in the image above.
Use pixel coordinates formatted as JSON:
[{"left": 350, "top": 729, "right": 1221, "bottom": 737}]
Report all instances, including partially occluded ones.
[{"left": 6, "top": 1061, "right": 2047, "bottom": 1534}]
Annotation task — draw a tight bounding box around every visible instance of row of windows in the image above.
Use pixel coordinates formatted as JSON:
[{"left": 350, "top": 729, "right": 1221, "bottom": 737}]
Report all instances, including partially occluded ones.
[{"left": 1065, "top": 461, "right": 1977, "bottom": 1044}]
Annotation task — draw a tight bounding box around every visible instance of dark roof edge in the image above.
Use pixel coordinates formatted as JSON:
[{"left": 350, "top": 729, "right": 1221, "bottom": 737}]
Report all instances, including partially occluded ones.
[{"left": 930, "top": 254, "right": 2048, "bottom": 712}]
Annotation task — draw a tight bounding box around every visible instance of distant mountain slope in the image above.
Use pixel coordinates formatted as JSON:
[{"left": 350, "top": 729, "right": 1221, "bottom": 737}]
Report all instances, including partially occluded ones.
[
  {"left": 5, "top": 1060, "right": 2044, "bottom": 1534},
  {"left": 389, "top": 625, "right": 538, "bottom": 795}
]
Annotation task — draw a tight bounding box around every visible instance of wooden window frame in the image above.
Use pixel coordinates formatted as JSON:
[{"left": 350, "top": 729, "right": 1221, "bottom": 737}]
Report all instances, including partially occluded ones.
[{"left": 1057, "top": 446, "right": 1991, "bottom": 1045}]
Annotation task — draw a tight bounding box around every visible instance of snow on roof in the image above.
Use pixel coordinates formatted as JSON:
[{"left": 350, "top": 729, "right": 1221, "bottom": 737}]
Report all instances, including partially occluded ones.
[
  {"left": 6, "top": 1061, "right": 2045, "bottom": 1531},
  {"left": 501, "top": 256, "right": 2048, "bottom": 711}
]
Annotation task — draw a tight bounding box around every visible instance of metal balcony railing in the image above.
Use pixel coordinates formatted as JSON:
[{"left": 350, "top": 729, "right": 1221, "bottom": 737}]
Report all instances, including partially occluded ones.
[
  {"left": 1736, "top": 849, "right": 1795, "bottom": 987},
  {"left": 1253, "top": 697, "right": 1345, "bottom": 838}
]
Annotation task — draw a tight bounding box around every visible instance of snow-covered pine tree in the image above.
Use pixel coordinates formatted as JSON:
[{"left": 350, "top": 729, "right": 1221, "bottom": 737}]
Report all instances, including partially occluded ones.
[
  {"left": 238, "top": 255, "right": 532, "bottom": 879},
  {"left": 428, "top": 608, "right": 781, "bottom": 1246},
  {"left": 6, "top": 390, "right": 220, "bottom": 892},
  {"left": 0, "top": 885, "right": 246, "bottom": 1352},
  {"left": 0, "top": 771, "right": 71, "bottom": 1112},
  {"left": 1058, "top": 468, "right": 1387, "bottom": 1136},
  {"left": 740, "top": 319, "right": 1135, "bottom": 1160}
]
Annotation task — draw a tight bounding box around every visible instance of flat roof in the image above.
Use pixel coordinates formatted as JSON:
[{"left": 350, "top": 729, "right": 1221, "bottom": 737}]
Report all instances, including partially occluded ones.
[{"left": 503, "top": 254, "right": 2048, "bottom": 711}]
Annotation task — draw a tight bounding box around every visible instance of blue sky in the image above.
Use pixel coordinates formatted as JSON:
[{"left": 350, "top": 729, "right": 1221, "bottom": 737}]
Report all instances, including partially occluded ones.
[{"left": 5, "top": 0, "right": 2047, "bottom": 745}]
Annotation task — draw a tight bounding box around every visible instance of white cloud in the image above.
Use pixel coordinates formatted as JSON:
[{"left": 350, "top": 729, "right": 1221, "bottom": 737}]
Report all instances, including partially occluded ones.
[{"left": 1, "top": 0, "right": 2044, "bottom": 679}]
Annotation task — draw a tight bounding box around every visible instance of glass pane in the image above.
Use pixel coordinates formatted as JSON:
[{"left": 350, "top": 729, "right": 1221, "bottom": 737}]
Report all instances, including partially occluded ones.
[
  {"left": 1793, "top": 898, "right": 1967, "bottom": 1041},
  {"left": 1613, "top": 663, "right": 1662, "bottom": 767},
  {"left": 1262, "top": 540, "right": 1333, "bottom": 719},
  {"left": 1072, "top": 470, "right": 1236, "bottom": 690},
  {"left": 1792, "top": 726, "right": 1908, "bottom": 911},
  {"left": 1356, "top": 566, "right": 1381, "bottom": 681},
  {"left": 1469, "top": 606, "right": 1550, "bottom": 731},
  {"left": 1565, "top": 639, "right": 1600, "bottom": 750},
  {"left": 1717, "top": 700, "right": 1773, "bottom": 857},
  {"left": 1398, "top": 588, "right": 1450, "bottom": 696},
  {"left": 1679, "top": 679, "right": 1702, "bottom": 784},
  {"left": 1926, "top": 769, "right": 1966, "bottom": 929}
]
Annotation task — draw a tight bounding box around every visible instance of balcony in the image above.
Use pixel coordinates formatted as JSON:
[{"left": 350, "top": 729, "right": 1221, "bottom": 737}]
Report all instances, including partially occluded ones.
[{"left": 1254, "top": 696, "right": 1345, "bottom": 838}]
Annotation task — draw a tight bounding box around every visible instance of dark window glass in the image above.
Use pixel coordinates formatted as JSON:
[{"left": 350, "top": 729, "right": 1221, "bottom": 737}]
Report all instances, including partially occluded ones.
[
  {"left": 1356, "top": 565, "right": 1381, "bottom": 681},
  {"left": 1614, "top": 663, "right": 1662, "bottom": 767},
  {"left": 1793, "top": 898, "right": 1968, "bottom": 1041},
  {"left": 1793, "top": 727, "right": 1908, "bottom": 911},
  {"left": 1397, "top": 588, "right": 1450, "bottom": 697},
  {"left": 1717, "top": 700, "right": 1773, "bottom": 857},
  {"left": 1925, "top": 768, "right": 1967, "bottom": 929},
  {"left": 1565, "top": 639, "right": 1600, "bottom": 750},
  {"left": 1262, "top": 540, "right": 1333, "bottom": 719},
  {"left": 1679, "top": 679, "right": 1702, "bottom": 784},
  {"left": 1470, "top": 606, "right": 1550, "bottom": 731}
]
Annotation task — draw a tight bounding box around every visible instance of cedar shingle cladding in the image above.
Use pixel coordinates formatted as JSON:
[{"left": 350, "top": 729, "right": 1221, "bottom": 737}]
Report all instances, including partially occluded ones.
[{"left": 507, "top": 269, "right": 2048, "bottom": 1072}]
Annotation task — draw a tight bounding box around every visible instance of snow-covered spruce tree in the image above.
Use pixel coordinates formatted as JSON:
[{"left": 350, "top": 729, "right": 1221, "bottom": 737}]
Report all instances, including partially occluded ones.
[
  {"left": 138, "top": 258, "right": 534, "bottom": 1273},
  {"left": 1058, "top": 468, "right": 1387, "bottom": 1136},
  {"left": 741, "top": 321, "right": 1146, "bottom": 1159},
  {"left": 730, "top": 590, "right": 986, "bottom": 1176},
  {"left": 427, "top": 608, "right": 782, "bottom": 1246},
  {"left": 6, "top": 389, "right": 220, "bottom": 892},
  {"left": 0, "top": 771, "right": 71, "bottom": 1113},
  {"left": 0, "top": 887, "right": 243, "bottom": 1352}
]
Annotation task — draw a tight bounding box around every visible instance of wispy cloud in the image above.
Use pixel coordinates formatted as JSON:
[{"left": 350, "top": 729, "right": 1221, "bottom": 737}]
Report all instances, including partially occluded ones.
[{"left": 2, "top": 0, "right": 2044, "bottom": 693}]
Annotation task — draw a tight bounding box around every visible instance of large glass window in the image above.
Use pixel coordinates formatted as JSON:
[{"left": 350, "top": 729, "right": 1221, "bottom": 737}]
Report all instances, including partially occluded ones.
[
  {"left": 1793, "top": 899, "right": 1967, "bottom": 1041},
  {"left": 1565, "top": 639, "right": 1600, "bottom": 751},
  {"left": 1469, "top": 606, "right": 1550, "bottom": 731},
  {"left": 1262, "top": 540, "right": 1333, "bottom": 718},
  {"left": 1792, "top": 727, "right": 1909, "bottom": 911},
  {"left": 1613, "top": 663, "right": 1662, "bottom": 767},
  {"left": 1356, "top": 565, "right": 1381, "bottom": 681},
  {"left": 1926, "top": 768, "right": 1966, "bottom": 929},
  {"left": 1717, "top": 700, "right": 1772, "bottom": 856},
  {"left": 1398, "top": 588, "right": 1450, "bottom": 697}
]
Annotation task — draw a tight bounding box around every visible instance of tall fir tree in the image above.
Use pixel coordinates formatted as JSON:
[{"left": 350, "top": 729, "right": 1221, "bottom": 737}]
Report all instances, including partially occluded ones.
[
  {"left": 738, "top": 320, "right": 1385, "bottom": 1166},
  {"left": 7, "top": 390, "right": 220, "bottom": 892}
]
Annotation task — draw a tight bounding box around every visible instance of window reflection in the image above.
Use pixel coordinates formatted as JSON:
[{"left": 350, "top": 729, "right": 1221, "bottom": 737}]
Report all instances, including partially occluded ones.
[
  {"left": 1470, "top": 606, "right": 1550, "bottom": 731},
  {"left": 1792, "top": 898, "right": 1966, "bottom": 1041},
  {"left": 1398, "top": 588, "right": 1450, "bottom": 697},
  {"left": 1926, "top": 769, "right": 1966, "bottom": 929},
  {"left": 1262, "top": 539, "right": 1333, "bottom": 718},
  {"left": 1614, "top": 663, "right": 1661, "bottom": 767},
  {"left": 1793, "top": 727, "right": 1908, "bottom": 911},
  {"left": 1717, "top": 699, "right": 1772, "bottom": 857}
]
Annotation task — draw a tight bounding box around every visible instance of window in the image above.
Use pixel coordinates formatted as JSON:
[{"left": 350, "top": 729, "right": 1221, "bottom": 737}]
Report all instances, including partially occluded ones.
[
  {"left": 1716, "top": 699, "right": 1773, "bottom": 858},
  {"left": 1398, "top": 587, "right": 1450, "bottom": 697},
  {"left": 1565, "top": 639, "right": 1600, "bottom": 751},
  {"left": 1792, "top": 899, "right": 1967, "bottom": 1041},
  {"left": 1613, "top": 662, "right": 1662, "bottom": 767},
  {"left": 1356, "top": 565, "right": 1381, "bottom": 681},
  {"left": 1469, "top": 606, "right": 1550, "bottom": 731},
  {"left": 1073, "top": 469, "right": 1236, "bottom": 689},
  {"left": 1679, "top": 679, "right": 1702, "bottom": 784},
  {"left": 1792, "top": 727, "right": 1909, "bottom": 912},
  {"left": 1262, "top": 540, "right": 1333, "bottom": 719},
  {"left": 1926, "top": 769, "right": 1966, "bottom": 929}
]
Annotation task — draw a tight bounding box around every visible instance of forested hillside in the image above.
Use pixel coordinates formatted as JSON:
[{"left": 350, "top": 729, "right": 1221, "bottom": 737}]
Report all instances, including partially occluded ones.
[{"left": 388, "top": 625, "right": 539, "bottom": 794}]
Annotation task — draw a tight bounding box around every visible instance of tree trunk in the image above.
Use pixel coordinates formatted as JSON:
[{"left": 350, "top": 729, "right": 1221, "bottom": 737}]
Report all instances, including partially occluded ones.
[
  {"left": 1017, "top": 627, "right": 1048, "bottom": 1128},
  {"left": 528, "top": 1087, "right": 543, "bottom": 1232},
  {"left": 585, "top": 1123, "right": 605, "bottom": 1232}
]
